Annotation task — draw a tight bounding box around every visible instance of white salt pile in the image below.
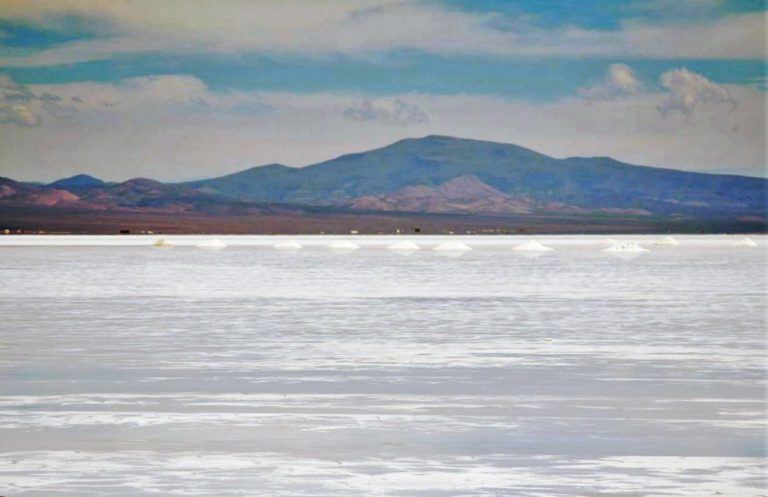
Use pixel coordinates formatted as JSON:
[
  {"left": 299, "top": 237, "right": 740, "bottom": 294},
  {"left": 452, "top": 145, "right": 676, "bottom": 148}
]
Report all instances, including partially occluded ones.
[
  {"left": 732, "top": 237, "right": 758, "bottom": 247},
  {"left": 327, "top": 240, "right": 360, "bottom": 250},
  {"left": 600, "top": 238, "right": 619, "bottom": 246},
  {"left": 274, "top": 240, "right": 303, "bottom": 250},
  {"left": 196, "top": 238, "right": 227, "bottom": 250},
  {"left": 433, "top": 241, "right": 472, "bottom": 251},
  {"left": 603, "top": 241, "right": 648, "bottom": 253},
  {"left": 152, "top": 238, "right": 173, "bottom": 248},
  {"left": 513, "top": 240, "right": 554, "bottom": 252},
  {"left": 388, "top": 241, "right": 421, "bottom": 251},
  {"left": 654, "top": 236, "right": 680, "bottom": 246}
]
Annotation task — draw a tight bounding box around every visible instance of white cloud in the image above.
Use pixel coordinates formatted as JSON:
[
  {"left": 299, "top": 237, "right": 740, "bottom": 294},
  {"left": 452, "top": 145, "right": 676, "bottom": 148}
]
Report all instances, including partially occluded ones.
[
  {"left": 580, "top": 65, "right": 740, "bottom": 117},
  {"left": 658, "top": 68, "right": 736, "bottom": 116},
  {"left": 0, "top": 74, "right": 763, "bottom": 181},
  {"left": 344, "top": 98, "right": 428, "bottom": 126},
  {"left": 0, "top": 103, "right": 39, "bottom": 126},
  {"left": 0, "top": 1, "right": 763, "bottom": 67},
  {"left": 580, "top": 64, "right": 643, "bottom": 101},
  {"left": 0, "top": 75, "right": 41, "bottom": 126}
]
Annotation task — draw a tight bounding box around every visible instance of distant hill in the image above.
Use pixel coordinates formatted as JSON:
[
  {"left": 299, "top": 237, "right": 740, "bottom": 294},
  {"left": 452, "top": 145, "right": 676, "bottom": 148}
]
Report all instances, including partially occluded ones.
[
  {"left": 48, "top": 174, "right": 106, "bottom": 192},
  {"left": 183, "top": 135, "right": 767, "bottom": 218},
  {"left": 2, "top": 136, "right": 766, "bottom": 233}
]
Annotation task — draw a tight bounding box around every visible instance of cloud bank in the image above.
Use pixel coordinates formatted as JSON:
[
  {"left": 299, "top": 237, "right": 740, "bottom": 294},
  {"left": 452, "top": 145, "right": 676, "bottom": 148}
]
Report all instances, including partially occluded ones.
[
  {"left": 0, "top": 0, "right": 764, "bottom": 67},
  {"left": 0, "top": 67, "right": 763, "bottom": 181},
  {"left": 658, "top": 68, "right": 737, "bottom": 116},
  {"left": 344, "top": 99, "right": 428, "bottom": 126}
]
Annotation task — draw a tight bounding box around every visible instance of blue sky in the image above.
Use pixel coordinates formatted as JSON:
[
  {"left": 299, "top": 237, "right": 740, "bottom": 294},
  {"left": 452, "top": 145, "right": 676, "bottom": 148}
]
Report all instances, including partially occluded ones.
[{"left": 0, "top": 0, "right": 765, "bottom": 181}]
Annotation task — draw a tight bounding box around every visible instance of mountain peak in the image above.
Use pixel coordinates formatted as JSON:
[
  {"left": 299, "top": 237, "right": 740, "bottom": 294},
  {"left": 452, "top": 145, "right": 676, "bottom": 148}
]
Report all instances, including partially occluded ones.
[
  {"left": 387, "top": 135, "right": 549, "bottom": 158},
  {"left": 394, "top": 135, "right": 480, "bottom": 146},
  {"left": 48, "top": 173, "right": 105, "bottom": 189},
  {"left": 253, "top": 163, "right": 290, "bottom": 171},
  {"left": 417, "top": 134, "right": 458, "bottom": 142}
]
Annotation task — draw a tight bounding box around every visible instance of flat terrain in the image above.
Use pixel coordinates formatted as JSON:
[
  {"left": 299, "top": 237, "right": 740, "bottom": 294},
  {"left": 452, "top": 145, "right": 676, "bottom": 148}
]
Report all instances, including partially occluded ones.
[
  {"left": 0, "top": 235, "right": 765, "bottom": 496},
  {"left": 2, "top": 205, "right": 764, "bottom": 234}
]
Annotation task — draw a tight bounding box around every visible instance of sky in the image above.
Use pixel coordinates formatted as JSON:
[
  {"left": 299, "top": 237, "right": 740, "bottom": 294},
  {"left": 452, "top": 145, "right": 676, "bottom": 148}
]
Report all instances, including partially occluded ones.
[{"left": 0, "top": 0, "right": 766, "bottom": 182}]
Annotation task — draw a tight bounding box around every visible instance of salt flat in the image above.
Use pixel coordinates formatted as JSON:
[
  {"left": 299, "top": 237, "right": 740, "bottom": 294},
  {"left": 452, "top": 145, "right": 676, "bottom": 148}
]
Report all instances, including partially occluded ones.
[{"left": 0, "top": 235, "right": 765, "bottom": 496}]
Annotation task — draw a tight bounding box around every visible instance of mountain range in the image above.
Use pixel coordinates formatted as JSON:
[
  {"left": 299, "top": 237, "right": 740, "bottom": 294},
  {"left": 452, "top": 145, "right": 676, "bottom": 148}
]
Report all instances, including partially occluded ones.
[{"left": 1, "top": 136, "right": 766, "bottom": 233}]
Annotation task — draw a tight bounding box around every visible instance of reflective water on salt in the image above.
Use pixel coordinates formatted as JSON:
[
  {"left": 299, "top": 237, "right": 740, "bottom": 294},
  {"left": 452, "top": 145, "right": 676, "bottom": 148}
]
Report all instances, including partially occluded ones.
[{"left": 0, "top": 235, "right": 765, "bottom": 496}]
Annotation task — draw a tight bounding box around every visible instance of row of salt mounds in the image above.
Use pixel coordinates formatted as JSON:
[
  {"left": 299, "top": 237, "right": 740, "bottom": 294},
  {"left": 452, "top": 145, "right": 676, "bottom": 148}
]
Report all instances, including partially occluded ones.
[
  {"left": 654, "top": 236, "right": 680, "bottom": 246},
  {"left": 274, "top": 240, "right": 303, "bottom": 250},
  {"left": 388, "top": 241, "right": 421, "bottom": 251},
  {"left": 433, "top": 241, "right": 472, "bottom": 251},
  {"left": 732, "top": 237, "right": 758, "bottom": 247},
  {"left": 327, "top": 240, "right": 360, "bottom": 250},
  {"left": 196, "top": 238, "right": 227, "bottom": 250},
  {"left": 513, "top": 240, "right": 554, "bottom": 252},
  {"left": 152, "top": 238, "right": 174, "bottom": 248},
  {"left": 603, "top": 241, "right": 648, "bottom": 253}
]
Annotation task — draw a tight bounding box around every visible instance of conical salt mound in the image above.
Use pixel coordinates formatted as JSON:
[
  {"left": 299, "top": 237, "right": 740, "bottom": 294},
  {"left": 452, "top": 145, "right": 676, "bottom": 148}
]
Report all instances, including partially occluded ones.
[
  {"left": 514, "top": 240, "right": 554, "bottom": 252},
  {"left": 196, "top": 238, "right": 227, "bottom": 250},
  {"left": 732, "top": 237, "right": 758, "bottom": 247},
  {"left": 327, "top": 240, "right": 360, "bottom": 250},
  {"left": 433, "top": 241, "right": 472, "bottom": 251},
  {"left": 600, "top": 237, "right": 619, "bottom": 246},
  {"left": 274, "top": 240, "right": 303, "bottom": 250},
  {"left": 603, "top": 241, "right": 648, "bottom": 253},
  {"left": 654, "top": 236, "right": 680, "bottom": 246},
  {"left": 388, "top": 241, "right": 421, "bottom": 251},
  {"left": 152, "top": 238, "right": 173, "bottom": 248}
]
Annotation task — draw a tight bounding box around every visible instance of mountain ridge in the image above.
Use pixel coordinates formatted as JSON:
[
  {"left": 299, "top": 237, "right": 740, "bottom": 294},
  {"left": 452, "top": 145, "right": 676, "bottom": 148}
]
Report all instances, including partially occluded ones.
[
  {"left": 2, "top": 136, "right": 766, "bottom": 233},
  {"left": 176, "top": 135, "right": 765, "bottom": 217},
  {"left": 48, "top": 174, "right": 107, "bottom": 191}
]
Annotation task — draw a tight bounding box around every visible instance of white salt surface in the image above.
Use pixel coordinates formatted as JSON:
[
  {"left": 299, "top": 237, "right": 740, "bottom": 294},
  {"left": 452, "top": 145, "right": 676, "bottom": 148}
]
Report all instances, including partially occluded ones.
[
  {"left": 514, "top": 240, "right": 554, "bottom": 251},
  {"left": 0, "top": 235, "right": 765, "bottom": 495},
  {"left": 327, "top": 240, "right": 360, "bottom": 250},
  {"left": 654, "top": 236, "right": 680, "bottom": 246},
  {"left": 603, "top": 241, "right": 649, "bottom": 253},
  {"left": 732, "top": 237, "right": 758, "bottom": 247},
  {"left": 387, "top": 241, "right": 421, "bottom": 251},
  {"left": 274, "top": 240, "right": 303, "bottom": 250},
  {"left": 196, "top": 238, "right": 227, "bottom": 250},
  {"left": 433, "top": 240, "right": 472, "bottom": 251},
  {"left": 151, "top": 238, "right": 173, "bottom": 248}
]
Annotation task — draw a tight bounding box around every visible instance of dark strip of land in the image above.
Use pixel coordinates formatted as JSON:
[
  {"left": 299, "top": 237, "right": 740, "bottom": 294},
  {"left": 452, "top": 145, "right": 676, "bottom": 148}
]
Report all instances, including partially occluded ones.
[{"left": 1, "top": 205, "right": 764, "bottom": 235}]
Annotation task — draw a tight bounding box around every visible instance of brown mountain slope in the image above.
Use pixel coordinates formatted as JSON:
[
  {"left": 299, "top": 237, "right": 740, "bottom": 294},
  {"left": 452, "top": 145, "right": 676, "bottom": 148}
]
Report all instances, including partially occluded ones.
[{"left": 351, "top": 175, "right": 534, "bottom": 215}]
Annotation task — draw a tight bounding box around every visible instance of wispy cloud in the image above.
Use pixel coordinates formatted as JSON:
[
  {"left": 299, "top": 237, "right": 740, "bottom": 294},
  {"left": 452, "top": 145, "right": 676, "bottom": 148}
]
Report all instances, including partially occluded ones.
[
  {"left": 344, "top": 98, "right": 428, "bottom": 126},
  {"left": 0, "top": 75, "right": 40, "bottom": 126},
  {"left": 1, "top": 73, "right": 763, "bottom": 181},
  {"left": 0, "top": 103, "right": 39, "bottom": 126},
  {"left": 0, "top": 1, "right": 763, "bottom": 68},
  {"left": 579, "top": 64, "right": 643, "bottom": 101}
]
